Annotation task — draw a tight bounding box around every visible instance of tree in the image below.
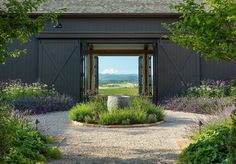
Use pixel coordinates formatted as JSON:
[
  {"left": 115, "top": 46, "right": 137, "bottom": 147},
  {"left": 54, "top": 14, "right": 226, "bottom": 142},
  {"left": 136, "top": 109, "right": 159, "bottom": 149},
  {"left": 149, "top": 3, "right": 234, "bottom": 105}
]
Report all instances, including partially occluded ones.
[
  {"left": 163, "top": 0, "right": 236, "bottom": 60},
  {"left": 0, "top": 0, "right": 59, "bottom": 64}
]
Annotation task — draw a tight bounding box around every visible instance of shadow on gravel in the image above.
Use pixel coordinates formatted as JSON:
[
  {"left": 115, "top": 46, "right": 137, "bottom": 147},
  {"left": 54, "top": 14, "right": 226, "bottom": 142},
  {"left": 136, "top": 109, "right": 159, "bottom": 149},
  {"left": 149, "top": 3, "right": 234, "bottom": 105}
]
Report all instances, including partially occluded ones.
[{"left": 49, "top": 148, "right": 178, "bottom": 164}]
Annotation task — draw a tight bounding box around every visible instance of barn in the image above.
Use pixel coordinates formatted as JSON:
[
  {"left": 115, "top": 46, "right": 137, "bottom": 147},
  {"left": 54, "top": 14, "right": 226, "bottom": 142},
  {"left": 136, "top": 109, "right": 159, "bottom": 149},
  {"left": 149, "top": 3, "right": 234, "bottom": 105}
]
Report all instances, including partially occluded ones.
[{"left": 1, "top": 0, "right": 236, "bottom": 103}]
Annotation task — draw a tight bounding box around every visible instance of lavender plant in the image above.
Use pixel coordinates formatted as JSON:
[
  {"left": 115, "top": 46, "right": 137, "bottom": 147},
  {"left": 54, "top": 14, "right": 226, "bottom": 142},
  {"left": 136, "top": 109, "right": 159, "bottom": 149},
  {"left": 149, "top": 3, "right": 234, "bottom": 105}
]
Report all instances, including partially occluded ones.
[
  {"left": 13, "top": 95, "right": 75, "bottom": 114},
  {"left": 165, "top": 97, "right": 233, "bottom": 114}
]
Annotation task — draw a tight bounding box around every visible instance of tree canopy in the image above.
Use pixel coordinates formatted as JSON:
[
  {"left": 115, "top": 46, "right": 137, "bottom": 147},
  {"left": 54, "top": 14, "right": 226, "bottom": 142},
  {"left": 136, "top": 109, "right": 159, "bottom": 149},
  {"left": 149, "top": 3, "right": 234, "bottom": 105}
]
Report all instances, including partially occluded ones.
[
  {"left": 163, "top": 0, "right": 236, "bottom": 60},
  {"left": 0, "top": 0, "right": 59, "bottom": 64}
]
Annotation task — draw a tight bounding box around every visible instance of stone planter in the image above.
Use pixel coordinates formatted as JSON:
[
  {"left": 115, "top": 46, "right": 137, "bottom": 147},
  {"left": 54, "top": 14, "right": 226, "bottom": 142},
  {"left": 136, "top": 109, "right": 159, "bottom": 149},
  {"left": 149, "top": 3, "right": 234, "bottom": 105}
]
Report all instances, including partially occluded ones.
[{"left": 107, "top": 95, "right": 131, "bottom": 112}]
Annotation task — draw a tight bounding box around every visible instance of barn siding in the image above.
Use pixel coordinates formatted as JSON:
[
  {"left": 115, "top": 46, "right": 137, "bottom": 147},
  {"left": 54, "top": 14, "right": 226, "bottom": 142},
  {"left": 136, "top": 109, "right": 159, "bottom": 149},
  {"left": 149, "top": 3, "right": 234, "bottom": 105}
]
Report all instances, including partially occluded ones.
[
  {"left": 0, "top": 16, "right": 236, "bottom": 100},
  {"left": 0, "top": 37, "right": 38, "bottom": 82},
  {"left": 200, "top": 59, "right": 236, "bottom": 80}
]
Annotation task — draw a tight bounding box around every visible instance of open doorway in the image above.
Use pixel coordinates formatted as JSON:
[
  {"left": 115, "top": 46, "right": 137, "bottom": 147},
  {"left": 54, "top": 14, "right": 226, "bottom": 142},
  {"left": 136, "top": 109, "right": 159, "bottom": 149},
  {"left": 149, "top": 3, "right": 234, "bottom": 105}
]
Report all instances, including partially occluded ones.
[
  {"left": 82, "top": 43, "right": 154, "bottom": 98},
  {"left": 99, "top": 56, "right": 139, "bottom": 96}
]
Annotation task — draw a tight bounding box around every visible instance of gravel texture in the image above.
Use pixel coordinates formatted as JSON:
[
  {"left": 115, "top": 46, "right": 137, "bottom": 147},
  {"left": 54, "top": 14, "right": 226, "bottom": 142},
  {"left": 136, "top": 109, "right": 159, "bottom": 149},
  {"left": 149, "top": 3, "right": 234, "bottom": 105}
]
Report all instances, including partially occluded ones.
[{"left": 29, "top": 110, "right": 207, "bottom": 164}]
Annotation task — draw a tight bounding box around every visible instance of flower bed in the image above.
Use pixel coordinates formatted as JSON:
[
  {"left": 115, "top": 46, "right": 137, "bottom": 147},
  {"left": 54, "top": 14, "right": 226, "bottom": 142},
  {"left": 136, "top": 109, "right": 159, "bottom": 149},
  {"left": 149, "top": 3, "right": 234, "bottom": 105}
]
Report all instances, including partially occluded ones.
[
  {"left": 164, "top": 79, "right": 236, "bottom": 114},
  {"left": 179, "top": 110, "right": 236, "bottom": 163},
  {"left": 0, "top": 80, "right": 76, "bottom": 114},
  {"left": 69, "top": 97, "right": 165, "bottom": 125},
  {"left": 0, "top": 104, "right": 61, "bottom": 163}
]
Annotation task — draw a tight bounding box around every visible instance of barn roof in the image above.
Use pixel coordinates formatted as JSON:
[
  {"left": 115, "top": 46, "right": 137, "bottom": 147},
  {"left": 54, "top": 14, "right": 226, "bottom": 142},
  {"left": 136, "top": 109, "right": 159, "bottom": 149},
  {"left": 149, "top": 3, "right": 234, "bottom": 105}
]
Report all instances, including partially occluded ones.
[{"left": 37, "top": 0, "right": 183, "bottom": 14}]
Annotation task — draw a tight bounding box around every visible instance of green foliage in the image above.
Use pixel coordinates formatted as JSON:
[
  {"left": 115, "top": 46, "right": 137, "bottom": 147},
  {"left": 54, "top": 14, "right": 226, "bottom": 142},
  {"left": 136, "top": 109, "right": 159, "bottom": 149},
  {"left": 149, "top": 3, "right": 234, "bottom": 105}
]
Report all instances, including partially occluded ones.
[
  {"left": 69, "top": 104, "right": 94, "bottom": 122},
  {"left": 0, "top": 105, "right": 61, "bottom": 163},
  {"left": 0, "top": 0, "right": 61, "bottom": 64},
  {"left": 99, "top": 88, "right": 138, "bottom": 96},
  {"left": 99, "top": 109, "right": 147, "bottom": 125},
  {"left": 166, "top": 96, "right": 233, "bottom": 114},
  {"left": 163, "top": 0, "right": 236, "bottom": 60},
  {"left": 0, "top": 81, "right": 57, "bottom": 100},
  {"left": 46, "top": 147, "right": 62, "bottom": 160},
  {"left": 179, "top": 119, "right": 231, "bottom": 163},
  {"left": 131, "top": 97, "right": 165, "bottom": 121},
  {"left": 69, "top": 96, "right": 165, "bottom": 125},
  {"left": 228, "top": 109, "right": 236, "bottom": 163},
  {"left": 183, "top": 79, "right": 236, "bottom": 98},
  {"left": 179, "top": 113, "right": 236, "bottom": 164},
  {"left": 89, "top": 96, "right": 108, "bottom": 114}
]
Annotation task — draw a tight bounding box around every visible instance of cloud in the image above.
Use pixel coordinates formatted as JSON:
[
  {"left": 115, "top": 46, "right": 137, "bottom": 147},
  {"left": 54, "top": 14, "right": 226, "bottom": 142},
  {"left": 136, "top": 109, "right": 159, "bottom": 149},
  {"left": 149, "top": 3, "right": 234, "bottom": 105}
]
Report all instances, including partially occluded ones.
[{"left": 101, "top": 68, "right": 119, "bottom": 74}]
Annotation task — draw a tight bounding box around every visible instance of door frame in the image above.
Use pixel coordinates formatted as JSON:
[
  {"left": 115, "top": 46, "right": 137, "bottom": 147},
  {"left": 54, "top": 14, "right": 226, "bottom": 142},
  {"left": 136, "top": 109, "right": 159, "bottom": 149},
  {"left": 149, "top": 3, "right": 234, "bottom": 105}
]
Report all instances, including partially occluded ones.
[{"left": 80, "top": 39, "right": 159, "bottom": 104}]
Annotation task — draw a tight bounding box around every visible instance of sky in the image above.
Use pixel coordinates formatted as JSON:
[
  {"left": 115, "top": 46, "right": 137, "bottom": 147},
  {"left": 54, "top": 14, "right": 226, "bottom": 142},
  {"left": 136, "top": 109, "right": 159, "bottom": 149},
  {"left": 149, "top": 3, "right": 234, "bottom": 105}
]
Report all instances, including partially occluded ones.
[{"left": 99, "top": 56, "right": 139, "bottom": 75}]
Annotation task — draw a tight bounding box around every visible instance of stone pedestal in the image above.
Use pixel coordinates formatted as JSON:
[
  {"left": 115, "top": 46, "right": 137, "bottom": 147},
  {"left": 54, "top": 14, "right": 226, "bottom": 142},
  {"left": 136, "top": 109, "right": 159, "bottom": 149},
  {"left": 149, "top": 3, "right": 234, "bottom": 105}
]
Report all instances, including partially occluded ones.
[{"left": 107, "top": 95, "right": 131, "bottom": 112}]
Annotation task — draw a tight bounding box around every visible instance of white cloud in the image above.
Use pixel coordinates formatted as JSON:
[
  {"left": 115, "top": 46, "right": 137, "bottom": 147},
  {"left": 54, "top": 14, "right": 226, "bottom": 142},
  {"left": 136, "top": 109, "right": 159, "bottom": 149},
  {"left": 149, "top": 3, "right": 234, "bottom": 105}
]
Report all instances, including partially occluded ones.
[{"left": 101, "top": 68, "right": 119, "bottom": 74}]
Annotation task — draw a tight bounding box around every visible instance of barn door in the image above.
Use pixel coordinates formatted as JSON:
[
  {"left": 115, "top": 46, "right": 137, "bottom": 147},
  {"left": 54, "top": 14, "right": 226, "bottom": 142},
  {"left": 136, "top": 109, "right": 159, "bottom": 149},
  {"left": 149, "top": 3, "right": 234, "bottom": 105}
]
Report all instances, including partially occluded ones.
[
  {"left": 81, "top": 42, "right": 90, "bottom": 100},
  {"left": 94, "top": 56, "right": 99, "bottom": 93},
  {"left": 157, "top": 40, "right": 200, "bottom": 99},
  {"left": 138, "top": 56, "right": 143, "bottom": 95},
  {"left": 148, "top": 55, "right": 152, "bottom": 96},
  {"left": 39, "top": 39, "right": 82, "bottom": 100}
]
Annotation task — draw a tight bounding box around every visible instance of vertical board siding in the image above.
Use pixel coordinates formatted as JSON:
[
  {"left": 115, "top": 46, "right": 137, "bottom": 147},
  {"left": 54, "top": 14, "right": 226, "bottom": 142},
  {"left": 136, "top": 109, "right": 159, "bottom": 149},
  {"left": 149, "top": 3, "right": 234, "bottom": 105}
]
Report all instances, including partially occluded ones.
[
  {"left": 201, "top": 59, "right": 236, "bottom": 80},
  {"left": 0, "top": 38, "right": 38, "bottom": 82},
  {"left": 39, "top": 39, "right": 82, "bottom": 99},
  {"left": 157, "top": 40, "right": 200, "bottom": 99}
]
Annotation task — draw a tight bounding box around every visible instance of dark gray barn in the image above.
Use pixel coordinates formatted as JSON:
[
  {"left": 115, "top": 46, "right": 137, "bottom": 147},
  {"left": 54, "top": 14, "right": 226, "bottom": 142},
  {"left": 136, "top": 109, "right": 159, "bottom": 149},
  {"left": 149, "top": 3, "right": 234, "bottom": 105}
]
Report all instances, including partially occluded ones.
[{"left": 1, "top": 0, "right": 236, "bottom": 102}]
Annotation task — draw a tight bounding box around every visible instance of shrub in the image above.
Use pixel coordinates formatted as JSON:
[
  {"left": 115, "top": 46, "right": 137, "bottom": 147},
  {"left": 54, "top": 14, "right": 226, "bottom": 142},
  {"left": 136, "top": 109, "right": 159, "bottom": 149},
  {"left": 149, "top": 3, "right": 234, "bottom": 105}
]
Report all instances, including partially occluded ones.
[
  {"left": 69, "top": 104, "right": 94, "bottom": 122},
  {"left": 0, "top": 80, "right": 57, "bottom": 101},
  {"left": 99, "top": 109, "right": 147, "bottom": 125},
  {"left": 228, "top": 109, "right": 236, "bottom": 163},
  {"left": 147, "top": 114, "right": 158, "bottom": 123},
  {"left": 46, "top": 147, "right": 62, "bottom": 160},
  {"left": 179, "top": 123, "right": 230, "bottom": 163},
  {"left": 12, "top": 95, "right": 75, "bottom": 114},
  {"left": 179, "top": 111, "right": 236, "bottom": 164},
  {"left": 165, "top": 97, "right": 232, "bottom": 114},
  {"left": 0, "top": 106, "right": 61, "bottom": 163},
  {"left": 142, "top": 104, "right": 165, "bottom": 121},
  {"left": 89, "top": 96, "right": 108, "bottom": 114},
  {"left": 131, "top": 96, "right": 152, "bottom": 110}
]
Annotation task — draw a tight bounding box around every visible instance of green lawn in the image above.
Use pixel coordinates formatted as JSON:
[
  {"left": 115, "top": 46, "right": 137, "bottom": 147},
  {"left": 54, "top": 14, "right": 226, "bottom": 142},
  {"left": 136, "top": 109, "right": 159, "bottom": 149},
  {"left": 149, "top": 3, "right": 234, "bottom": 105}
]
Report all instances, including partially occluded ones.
[
  {"left": 99, "top": 82, "right": 138, "bottom": 95},
  {"left": 99, "top": 88, "right": 138, "bottom": 96}
]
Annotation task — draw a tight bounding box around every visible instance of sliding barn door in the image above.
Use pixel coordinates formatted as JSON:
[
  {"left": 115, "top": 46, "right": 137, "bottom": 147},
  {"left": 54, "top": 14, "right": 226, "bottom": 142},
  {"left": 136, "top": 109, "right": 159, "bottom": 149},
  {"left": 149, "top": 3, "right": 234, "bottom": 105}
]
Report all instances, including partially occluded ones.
[
  {"left": 94, "top": 56, "right": 99, "bottom": 92},
  {"left": 157, "top": 40, "right": 200, "bottom": 99},
  {"left": 138, "top": 56, "right": 143, "bottom": 95},
  {"left": 39, "top": 39, "right": 82, "bottom": 100}
]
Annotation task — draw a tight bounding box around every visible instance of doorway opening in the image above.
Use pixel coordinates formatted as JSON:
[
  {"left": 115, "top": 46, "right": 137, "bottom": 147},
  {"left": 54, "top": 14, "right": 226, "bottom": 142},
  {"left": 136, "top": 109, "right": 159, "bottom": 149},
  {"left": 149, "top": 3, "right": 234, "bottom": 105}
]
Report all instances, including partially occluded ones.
[
  {"left": 99, "top": 56, "right": 139, "bottom": 96},
  {"left": 82, "top": 43, "right": 154, "bottom": 98}
]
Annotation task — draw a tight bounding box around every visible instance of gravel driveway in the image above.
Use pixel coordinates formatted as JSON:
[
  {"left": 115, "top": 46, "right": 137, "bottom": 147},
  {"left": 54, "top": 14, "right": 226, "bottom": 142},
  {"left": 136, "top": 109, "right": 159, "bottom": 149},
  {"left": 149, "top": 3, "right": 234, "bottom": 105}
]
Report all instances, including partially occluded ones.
[{"left": 30, "top": 110, "right": 206, "bottom": 164}]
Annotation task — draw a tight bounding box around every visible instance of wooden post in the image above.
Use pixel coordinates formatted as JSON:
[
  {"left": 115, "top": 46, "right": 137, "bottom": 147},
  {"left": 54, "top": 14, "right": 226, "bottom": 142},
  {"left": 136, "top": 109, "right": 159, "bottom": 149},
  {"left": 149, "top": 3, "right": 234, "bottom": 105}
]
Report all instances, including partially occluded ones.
[
  {"left": 88, "top": 45, "right": 95, "bottom": 95},
  {"left": 143, "top": 45, "right": 149, "bottom": 95}
]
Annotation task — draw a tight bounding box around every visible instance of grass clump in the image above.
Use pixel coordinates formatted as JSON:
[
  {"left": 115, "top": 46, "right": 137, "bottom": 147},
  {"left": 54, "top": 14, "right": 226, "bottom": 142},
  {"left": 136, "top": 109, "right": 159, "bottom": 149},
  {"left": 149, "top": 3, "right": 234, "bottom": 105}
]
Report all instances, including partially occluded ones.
[
  {"left": 69, "top": 104, "right": 94, "bottom": 122},
  {"left": 69, "top": 96, "right": 164, "bottom": 125},
  {"left": 99, "top": 109, "right": 147, "bottom": 125}
]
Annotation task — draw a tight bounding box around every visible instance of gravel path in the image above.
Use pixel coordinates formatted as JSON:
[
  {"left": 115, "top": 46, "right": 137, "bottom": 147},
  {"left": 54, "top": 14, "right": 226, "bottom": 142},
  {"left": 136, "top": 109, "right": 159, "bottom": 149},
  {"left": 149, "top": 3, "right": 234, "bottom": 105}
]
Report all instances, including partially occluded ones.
[{"left": 29, "top": 110, "right": 207, "bottom": 164}]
